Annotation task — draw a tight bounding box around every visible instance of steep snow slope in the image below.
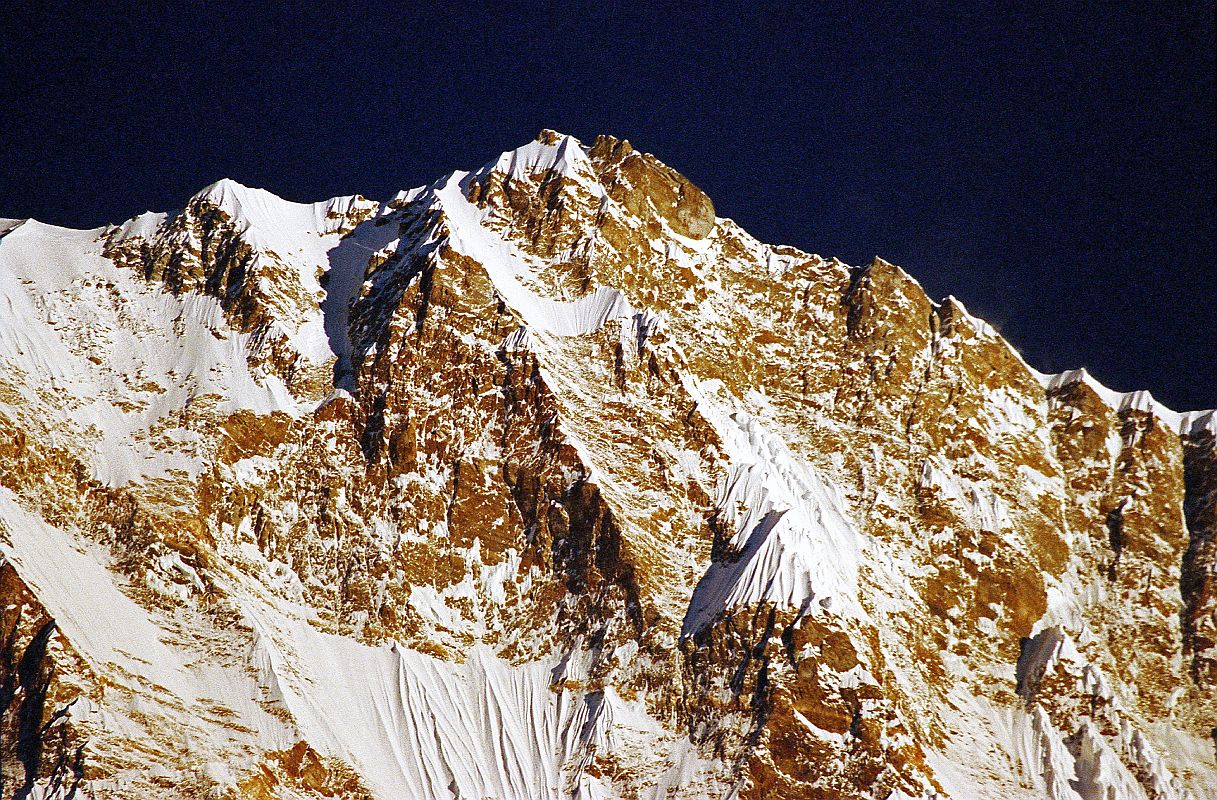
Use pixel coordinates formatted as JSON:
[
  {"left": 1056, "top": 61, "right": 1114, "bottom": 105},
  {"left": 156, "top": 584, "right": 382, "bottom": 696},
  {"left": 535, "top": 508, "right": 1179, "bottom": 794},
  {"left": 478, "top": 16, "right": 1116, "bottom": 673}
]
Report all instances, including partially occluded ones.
[
  {"left": 0, "top": 219, "right": 300, "bottom": 486},
  {"left": 0, "top": 130, "right": 1213, "bottom": 800},
  {"left": 681, "top": 402, "right": 866, "bottom": 633}
]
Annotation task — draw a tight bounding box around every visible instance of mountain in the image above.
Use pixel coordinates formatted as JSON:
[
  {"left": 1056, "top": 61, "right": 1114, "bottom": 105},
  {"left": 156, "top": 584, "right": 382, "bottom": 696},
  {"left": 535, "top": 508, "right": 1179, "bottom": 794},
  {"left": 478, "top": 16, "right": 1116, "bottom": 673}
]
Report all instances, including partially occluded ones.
[{"left": 0, "top": 130, "right": 1213, "bottom": 800}]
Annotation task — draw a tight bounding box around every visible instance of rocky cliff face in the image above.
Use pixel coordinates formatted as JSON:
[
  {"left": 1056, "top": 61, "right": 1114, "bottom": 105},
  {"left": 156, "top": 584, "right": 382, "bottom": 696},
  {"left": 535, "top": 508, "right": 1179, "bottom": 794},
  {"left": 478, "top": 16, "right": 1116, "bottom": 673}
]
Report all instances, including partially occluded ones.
[{"left": 0, "top": 131, "right": 1213, "bottom": 800}]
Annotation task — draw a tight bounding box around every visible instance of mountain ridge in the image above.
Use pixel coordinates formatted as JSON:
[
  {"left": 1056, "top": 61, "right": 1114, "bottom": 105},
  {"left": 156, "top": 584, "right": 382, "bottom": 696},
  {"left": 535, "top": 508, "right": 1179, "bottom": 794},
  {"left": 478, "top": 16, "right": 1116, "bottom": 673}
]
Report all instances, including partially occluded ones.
[{"left": 0, "top": 130, "right": 1213, "bottom": 799}]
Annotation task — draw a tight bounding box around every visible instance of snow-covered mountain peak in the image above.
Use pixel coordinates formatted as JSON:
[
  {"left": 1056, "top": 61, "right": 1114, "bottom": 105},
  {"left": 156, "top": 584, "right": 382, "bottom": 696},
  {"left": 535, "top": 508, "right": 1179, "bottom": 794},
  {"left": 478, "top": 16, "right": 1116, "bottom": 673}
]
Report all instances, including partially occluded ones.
[
  {"left": 190, "top": 177, "right": 376, "bottom": 243},
  {"left": 477, "top": 129, "right": 598, "bottom": 185},
  {"left": 0, "top": 134, "right": 1213, "bottom": 800}
]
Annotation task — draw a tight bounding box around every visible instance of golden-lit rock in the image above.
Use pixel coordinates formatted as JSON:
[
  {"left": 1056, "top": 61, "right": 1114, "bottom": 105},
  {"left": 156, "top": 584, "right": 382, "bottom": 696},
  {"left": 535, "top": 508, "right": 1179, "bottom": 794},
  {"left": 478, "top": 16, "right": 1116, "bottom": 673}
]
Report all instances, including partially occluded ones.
[{"left": 0, "top": 133, "right": 1212, "bottom": 799}]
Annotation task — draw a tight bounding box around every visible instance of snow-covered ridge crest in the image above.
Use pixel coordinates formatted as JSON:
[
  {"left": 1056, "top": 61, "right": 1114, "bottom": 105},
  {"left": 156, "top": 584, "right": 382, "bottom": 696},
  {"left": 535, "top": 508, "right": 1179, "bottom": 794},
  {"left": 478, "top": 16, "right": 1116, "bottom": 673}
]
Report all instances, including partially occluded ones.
[
  {"left": 113, "top": 177, "right": 388, "bottom": 374},
  {"left": 429, "top": 169, "right": 638, "bottom": 338},
  {"left": 100, "top": 178, "right": 377, "bottom": 256},
  {"left": 876, "top": 269, "right": 1215, "bottom": 441},
  {"left": 1042, "top": 367, "right": 1217, "bottom": 437},
  {"left": 476, "top": 129, "right": 599, "bottom": 188},
  {"left": 3, "top": 129, "right": 1214, "bottom": 799},
  {"left": 192, "top": 178, "right": 374, "bottom": 243}
]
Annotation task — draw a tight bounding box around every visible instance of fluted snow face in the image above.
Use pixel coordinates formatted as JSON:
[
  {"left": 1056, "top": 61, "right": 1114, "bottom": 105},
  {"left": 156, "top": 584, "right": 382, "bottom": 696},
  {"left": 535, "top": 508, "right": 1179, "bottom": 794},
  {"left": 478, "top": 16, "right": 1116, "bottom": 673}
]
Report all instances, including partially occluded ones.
[
  {"left": 682, "top": 407, "right": 864, "bottom": 635},
  {"left": 0, "top": 131, "right": 1213, "bottom": 800}
]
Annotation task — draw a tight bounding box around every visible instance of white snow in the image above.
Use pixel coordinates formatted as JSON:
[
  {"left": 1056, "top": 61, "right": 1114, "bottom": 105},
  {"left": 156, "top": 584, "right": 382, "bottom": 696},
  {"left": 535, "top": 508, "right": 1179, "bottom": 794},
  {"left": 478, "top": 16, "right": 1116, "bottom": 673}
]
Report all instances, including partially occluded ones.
[
  {"left": 0, "top": 219, "right": 305, "bottom": 485},
  {"left": 432, "top": 172, "right": 638, "bottom": 338},
  {"left": 108, "top": 210, "right": 168, "bottom": 240},
  {"left": 917, "top": 457, "right": 1010, "bottom": 533},
  {"left": 194, "top": 178, "right": 369, "bottom": 258},
  {"left": 477, "top": 132, "right": 601, "bottom": 193},
  {"left": 314, "top": 209, "right": 401, "bottom": 388},
  {"left": 1072, "top": 720, "right": 1151, "bottom": 800},
  {"left": 4, "top": 137, "right": 1213, "bottom": 800},
  {"left": 682, "top": 384, "right": 864, "bottom": 633},
  {"left": 0, "top": 488, "right": 293, "bottom": 770},
  {"left": 1043, "top": 368, "right": 1216, "bottom": 437},
  {"left": 188, "top": 179, "right": 382, "bottom": 367},
  {"left": 245, "top": 607, "right": 724, "bottom": 800},
  {"left": 1, "top": 480, "right": 726, "bottom": 799}
]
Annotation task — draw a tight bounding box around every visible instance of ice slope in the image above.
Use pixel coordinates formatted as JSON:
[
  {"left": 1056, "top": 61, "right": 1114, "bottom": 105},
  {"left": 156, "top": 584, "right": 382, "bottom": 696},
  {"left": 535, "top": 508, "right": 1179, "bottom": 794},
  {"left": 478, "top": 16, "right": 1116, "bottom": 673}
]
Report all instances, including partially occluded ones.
[
  {"left": 246, "top": 608, "right": 723, "bottom": 800},
  {"left": 246, "top": 610, "right": 587, "bottom": 799},
  {"left": 0, "top": 489, "right": 294, "bottom": 786},
  {"left": 316, "top": 208, "right": 402, "bottom": 388},
  {"left": 683, "top": 383, "right": 865, "bottom": 634},
  {"left": 0, "top": 477, "right": 725, "bottom": 799}
]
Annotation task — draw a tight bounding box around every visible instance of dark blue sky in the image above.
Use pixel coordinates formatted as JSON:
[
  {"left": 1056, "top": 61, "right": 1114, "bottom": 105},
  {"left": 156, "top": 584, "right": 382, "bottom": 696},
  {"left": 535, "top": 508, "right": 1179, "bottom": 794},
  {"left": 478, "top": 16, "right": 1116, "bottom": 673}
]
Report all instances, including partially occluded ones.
[{"left": 3, "top": 2, "right": 1214, "bottom": 410}]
